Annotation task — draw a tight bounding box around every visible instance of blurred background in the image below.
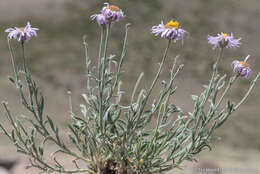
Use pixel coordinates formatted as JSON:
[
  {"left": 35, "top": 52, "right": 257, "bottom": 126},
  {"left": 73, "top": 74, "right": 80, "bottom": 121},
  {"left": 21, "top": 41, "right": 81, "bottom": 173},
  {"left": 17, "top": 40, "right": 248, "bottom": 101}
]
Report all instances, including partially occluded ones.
[{"left": 0, "top": 0, "right": 259, "bottom": 174}]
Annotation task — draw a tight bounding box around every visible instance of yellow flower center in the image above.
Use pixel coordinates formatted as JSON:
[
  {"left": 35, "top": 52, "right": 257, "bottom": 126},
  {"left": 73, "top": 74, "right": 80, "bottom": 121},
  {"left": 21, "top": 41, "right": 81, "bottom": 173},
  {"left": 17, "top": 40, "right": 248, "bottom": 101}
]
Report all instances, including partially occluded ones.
[
  {"left": 223, "top": 33, "right": 228, "bottom": 38},
  {"left": 165, "top": 20, "right": 179, "bottom": 29},
  {"left": 239, "top": 61, "right": 249, "bottom": 67},
  {"left": 108, "top": 5, "right": 120, "bottom": 12},
  {"left": 19, "top": 27, "right": 25, "bottom": 32}
]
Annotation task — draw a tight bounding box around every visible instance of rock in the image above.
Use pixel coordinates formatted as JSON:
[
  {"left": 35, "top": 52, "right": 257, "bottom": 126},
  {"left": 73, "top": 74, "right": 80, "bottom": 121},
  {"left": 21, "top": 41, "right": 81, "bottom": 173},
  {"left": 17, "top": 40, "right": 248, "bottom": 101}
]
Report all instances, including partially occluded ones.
[
  {"left": 0, "top": 167, "right": 9, "bottom": 174},
  {"left": 0, "top": 156, "right": 18, "bottom": 173},
  {"left": 193, "top": 161, "right": 221, "bottom": 174}
]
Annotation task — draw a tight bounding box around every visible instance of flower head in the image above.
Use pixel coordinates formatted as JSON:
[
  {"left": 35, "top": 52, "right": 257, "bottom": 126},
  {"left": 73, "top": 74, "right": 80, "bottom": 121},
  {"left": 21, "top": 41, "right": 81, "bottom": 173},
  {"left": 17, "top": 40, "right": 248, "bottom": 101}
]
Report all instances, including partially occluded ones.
[
  {"left": 152, "top": 20, "right": 186, "bottom": 43},
  {"left": 91, "top": 13, "right": 108, "bottom": 26},
  {"left": 91, "top": 3, "right": 124, "bottom": 27},
  {"left": 5, "top": 22, "right": 39, "bottom": 42},
  {"left": 101, "top": 3, "right": 124, "bottom": 22},
  {"left": 208, "top": 32, "right": 241, "bottom": 49},
  {"left": 232, "top": 55, "right": 252, "bottom": 78}
]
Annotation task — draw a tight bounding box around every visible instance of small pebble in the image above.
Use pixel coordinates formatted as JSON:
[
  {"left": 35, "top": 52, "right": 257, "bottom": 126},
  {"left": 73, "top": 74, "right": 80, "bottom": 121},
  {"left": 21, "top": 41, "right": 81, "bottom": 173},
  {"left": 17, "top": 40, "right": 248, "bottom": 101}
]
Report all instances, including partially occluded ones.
[{"left": 0, "top": 167, "right": 9, "bottom": 174}]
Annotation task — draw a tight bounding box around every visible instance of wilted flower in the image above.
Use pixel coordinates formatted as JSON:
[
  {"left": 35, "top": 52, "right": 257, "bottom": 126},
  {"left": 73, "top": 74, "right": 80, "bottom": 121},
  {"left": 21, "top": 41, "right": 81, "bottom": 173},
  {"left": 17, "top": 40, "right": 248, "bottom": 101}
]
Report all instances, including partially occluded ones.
[
  {"left": 232, "top": 55, "right": 252, "bottom": 78},
  {"left": 91, "top": 13, "right": 108, "bottom": 26},
  {"left": 208, "top": 32, "right": 241, "bottom": 49},
  {"left": 91, "top": 3, "right": 124, "bottom": 27},
  {"left": 152, "top": 20, "right": 186, "bottom": 43},
  {"left": 5, "top": 22, "right": 39, "bottom": 42},
  {"left": 101, "top": 3, "right": 124, "bottom": 22}
]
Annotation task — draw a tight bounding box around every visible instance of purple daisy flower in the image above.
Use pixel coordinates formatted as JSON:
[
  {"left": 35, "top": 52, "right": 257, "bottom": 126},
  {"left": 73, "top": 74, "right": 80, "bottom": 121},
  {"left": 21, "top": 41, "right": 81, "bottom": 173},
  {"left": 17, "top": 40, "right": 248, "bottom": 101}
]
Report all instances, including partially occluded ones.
[
  {"left": 208, "top": 32, "right": 241, "bottom": 49},
  {"left": 5, "top": 22, "right": 39, "bottom": 42},
  {"left": 91, "top": 3, "right": 124, "bottom": 27},
  {"left": 152, "top": 20, "right": 186, "bottom": 43},
  {"left": 232, "top": 55, "right": 252, "bottom": 78},
  {"left": 101, "top": 3, "right": 124, "bottom": 23},
  {"left": 91, "top": 13, "right": 108, "bottom": 26}
]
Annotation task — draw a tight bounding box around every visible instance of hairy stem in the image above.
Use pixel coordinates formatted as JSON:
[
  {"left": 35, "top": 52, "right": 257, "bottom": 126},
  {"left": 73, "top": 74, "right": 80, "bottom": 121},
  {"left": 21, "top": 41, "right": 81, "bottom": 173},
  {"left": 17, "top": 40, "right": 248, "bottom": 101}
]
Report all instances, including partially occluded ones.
[
  {"left": 99, "top": 25, "right": 110, "bottom": 133},
  {"left": 7, "top": 38, "right": 19, "bottom": 86},
  {"left": 234, "top": 72, "right": 260, "bottom": 110}
]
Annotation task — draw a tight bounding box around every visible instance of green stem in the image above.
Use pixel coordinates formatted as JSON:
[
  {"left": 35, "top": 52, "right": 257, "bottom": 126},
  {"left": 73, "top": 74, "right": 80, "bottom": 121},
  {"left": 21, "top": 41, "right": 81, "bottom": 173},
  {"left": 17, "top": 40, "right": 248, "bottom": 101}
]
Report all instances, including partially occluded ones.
[
  {"left": 234, "top": 72, "right": 260, "bottom": 110},
  {"left": 98, "top": 27, "right": 105, "bottom": 82},
  {"left": 83, "top": 36, "right": 89, "bottom": 76},
  {"left": 7, "top": 38, "right": 19, "bottom": 86},
  {"left": 215, "top": 74, "right": 239, "bottom": 110},
  {"left": 101, "top": 25, "right": 110, "bottom": 91},
  {"left": 132, "top": 39, "right": 171, "bottom": 133},
  {"left": 108, "top": 24, "right": 130, "bottom": 101},
  {"left": 148, "top": 39, "right": 171, "bottom": 96},
  {"left": 99, "top": 25, "right": 110, "bottom": 134},
  {"left": 21, "top": 41, "right": 28, "bottom": 75},
  {"left": 68, "top": 91, "right": 73, "bottom": 116},
  {"left": 215, "top": 47, "right": 224, "bottom": 73},
  {"left": 140, "top": 39, "right": 171, "bottom": 113},
  {"left": 201, "top": 48, "right": 224, "bottom": 107}
]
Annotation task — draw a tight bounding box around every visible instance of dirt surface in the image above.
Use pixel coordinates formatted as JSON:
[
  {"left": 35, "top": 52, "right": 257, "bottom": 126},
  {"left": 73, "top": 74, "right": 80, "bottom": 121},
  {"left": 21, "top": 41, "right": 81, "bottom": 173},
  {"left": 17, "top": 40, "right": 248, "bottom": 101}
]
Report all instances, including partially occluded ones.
[
  {"left": 0, "top": 144, "right": 259, "bottom": 174},
  {"left": 0, "top": 0, "right": 67, "bottom": 22}
]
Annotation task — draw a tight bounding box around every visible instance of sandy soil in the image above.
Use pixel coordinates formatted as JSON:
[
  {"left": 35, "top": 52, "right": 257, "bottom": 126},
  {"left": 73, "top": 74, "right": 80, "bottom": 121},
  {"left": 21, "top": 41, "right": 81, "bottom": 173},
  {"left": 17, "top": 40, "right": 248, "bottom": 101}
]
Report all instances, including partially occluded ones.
[
  {"left": 0, "top": 144, "right": 259, "bottom": 174},
  {"left": 0, "top": 0, "right": 67, "bottom": 22}
]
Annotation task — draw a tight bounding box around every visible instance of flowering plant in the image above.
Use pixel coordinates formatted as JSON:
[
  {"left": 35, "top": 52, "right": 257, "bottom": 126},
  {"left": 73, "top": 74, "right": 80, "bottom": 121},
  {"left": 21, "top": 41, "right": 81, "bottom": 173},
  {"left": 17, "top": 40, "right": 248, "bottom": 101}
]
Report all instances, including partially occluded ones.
[{"left": 0, "top": 3, "right": 259, "bottom": 174}]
